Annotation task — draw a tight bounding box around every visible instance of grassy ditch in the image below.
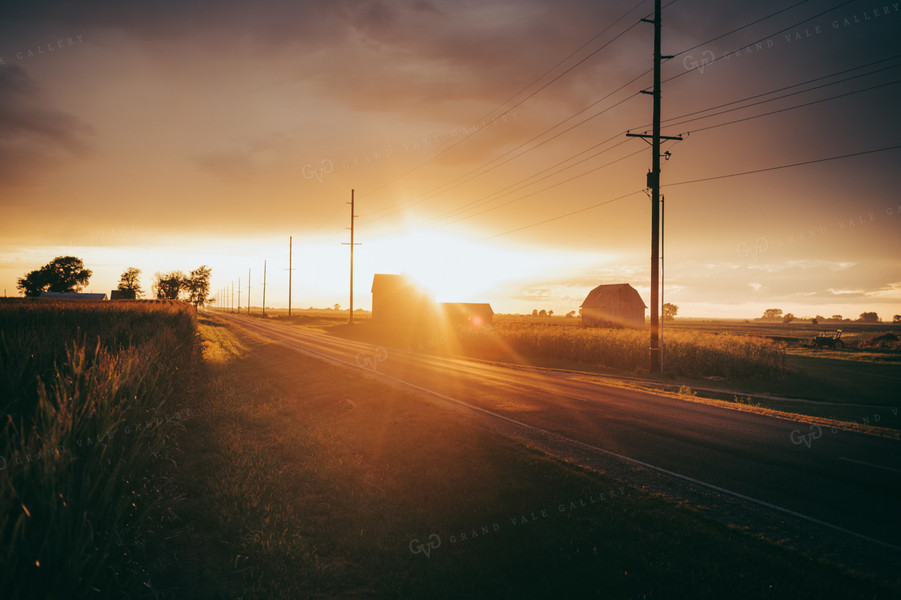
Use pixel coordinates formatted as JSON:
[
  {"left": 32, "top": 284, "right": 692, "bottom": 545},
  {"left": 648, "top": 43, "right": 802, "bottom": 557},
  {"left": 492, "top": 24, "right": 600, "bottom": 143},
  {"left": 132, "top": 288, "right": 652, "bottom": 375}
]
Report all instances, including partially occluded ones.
[
  {"left": 0, "top": 299, "right": 201, "bottom": 598},
  {"left": 152, "top": 314, "right": 896, "bottom": 598}
]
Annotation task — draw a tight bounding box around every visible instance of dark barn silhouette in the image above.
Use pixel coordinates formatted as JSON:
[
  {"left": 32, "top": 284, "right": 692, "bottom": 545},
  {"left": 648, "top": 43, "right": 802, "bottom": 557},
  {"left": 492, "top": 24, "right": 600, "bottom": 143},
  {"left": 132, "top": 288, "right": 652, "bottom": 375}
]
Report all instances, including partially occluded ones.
[
  {"left": 370, "top": 274, "right": 435, "bottom": 323},
  {"left": 580, "top": 283, "right": 646, "bottom": 328}
]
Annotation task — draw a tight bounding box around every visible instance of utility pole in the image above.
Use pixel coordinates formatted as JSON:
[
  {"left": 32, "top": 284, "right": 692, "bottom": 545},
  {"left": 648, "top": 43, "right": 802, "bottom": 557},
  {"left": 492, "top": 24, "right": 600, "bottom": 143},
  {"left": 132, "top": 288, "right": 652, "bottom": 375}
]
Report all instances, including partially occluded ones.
[
  {"left": 231, "top": 281, "right": 234, "bottom": 313},
  {"left": 238, "top": 277, "right": 241, "bottom": 312},
  {"left": 627, "top": 0, "right": 682, "bottom": 374},
  {"left": 287, "top": 236, "right": 294, "bottom": 317},
  {"left": 262, "top": 260, "right": 267, "bottom": 317},
  {"left": 342, "top": 189, "right": 362, "bottom": 324},
  {"left": 247, "top": 269, "right": 251, "bottom": 316}
]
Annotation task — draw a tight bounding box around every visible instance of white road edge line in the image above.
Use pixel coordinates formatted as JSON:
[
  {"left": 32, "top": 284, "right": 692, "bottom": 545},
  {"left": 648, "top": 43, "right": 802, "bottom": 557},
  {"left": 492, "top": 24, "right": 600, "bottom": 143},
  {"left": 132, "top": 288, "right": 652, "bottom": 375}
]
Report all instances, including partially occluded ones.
[
  {"left": 223, "top": 314, "right": 901, "bottom": 553},
  {"left": 839, "top": 456, "right": 901, "bottom": 474}
]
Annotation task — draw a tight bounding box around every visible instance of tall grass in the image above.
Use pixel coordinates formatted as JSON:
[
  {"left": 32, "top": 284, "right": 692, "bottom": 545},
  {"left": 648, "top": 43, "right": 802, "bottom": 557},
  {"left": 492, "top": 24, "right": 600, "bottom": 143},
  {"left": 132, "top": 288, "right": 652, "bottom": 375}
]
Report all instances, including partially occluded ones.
[
  {"left": 457, "top": 322, "right": 785, "bottom": 379},
  {"left": 0, "top": 299, "right": 200, "bottom": 598}
]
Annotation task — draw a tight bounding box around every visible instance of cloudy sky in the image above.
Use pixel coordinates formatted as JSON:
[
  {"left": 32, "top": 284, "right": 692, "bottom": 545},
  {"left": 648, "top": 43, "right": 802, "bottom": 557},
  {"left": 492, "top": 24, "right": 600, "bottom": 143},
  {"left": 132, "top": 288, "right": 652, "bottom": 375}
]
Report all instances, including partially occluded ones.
[{"left": 1, "top": 0, "right": 899, "bottom": 318}]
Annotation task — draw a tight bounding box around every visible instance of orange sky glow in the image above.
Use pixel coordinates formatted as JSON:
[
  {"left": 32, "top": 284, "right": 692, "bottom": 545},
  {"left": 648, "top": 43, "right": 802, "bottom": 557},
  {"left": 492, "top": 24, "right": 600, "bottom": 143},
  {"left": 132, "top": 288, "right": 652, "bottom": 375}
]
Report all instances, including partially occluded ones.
[{"left": 1, "top": 1, "right": 899, "bottom": 319}]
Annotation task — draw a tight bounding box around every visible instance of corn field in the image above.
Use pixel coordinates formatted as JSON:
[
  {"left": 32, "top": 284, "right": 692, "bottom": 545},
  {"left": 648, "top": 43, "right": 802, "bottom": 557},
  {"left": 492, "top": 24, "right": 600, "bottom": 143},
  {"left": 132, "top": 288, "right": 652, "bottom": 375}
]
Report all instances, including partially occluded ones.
[{"left": 0, "top": 299, "right": 200, "bottom": 598}]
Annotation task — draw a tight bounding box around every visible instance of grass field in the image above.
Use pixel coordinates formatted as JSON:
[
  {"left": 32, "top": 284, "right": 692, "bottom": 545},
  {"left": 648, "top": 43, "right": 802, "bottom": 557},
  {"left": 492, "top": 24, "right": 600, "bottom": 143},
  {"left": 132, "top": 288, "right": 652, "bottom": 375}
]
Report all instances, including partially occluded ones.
[{"left": 0, "top": 299, "right": 201, "bottom": 598}]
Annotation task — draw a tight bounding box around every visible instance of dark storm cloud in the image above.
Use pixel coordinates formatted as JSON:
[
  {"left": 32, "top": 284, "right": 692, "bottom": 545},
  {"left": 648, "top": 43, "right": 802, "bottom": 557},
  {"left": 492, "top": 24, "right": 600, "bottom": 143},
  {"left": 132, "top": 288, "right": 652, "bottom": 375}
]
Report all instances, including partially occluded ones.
[{"left": 0, "top": 65, "right": 93, "bottom": 188}]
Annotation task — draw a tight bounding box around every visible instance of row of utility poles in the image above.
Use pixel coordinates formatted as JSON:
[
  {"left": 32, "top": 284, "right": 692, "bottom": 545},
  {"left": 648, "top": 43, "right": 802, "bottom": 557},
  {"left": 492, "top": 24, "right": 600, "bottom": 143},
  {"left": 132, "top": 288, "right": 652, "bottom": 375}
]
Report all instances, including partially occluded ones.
[
  {"left": 215, "top": 259, "right": 269, "bottom": 316},
  {"left": 214, "top": 2, "right": 672, "bottom": 346},
  {"left": 214, "top": 188, "right": 359, "bottom": 324}
]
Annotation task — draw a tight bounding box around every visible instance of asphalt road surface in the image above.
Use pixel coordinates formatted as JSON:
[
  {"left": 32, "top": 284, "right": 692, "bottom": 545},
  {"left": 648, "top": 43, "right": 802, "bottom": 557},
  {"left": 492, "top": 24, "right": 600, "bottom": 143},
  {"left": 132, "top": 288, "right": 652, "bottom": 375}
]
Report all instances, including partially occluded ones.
[{"left": 211, "top": 312, "right": 901, "bottom": 579}]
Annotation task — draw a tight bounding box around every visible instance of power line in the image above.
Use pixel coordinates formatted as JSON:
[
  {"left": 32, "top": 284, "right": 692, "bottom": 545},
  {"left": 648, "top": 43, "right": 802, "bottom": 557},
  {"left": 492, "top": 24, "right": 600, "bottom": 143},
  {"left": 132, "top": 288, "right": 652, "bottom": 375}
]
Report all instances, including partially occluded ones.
[
  {"left": 480, "top": 144, "right": 901, "bottom": 241},
  {"left": 672, "top": 0, "right": 812, "bottom": 58},
  {"left": 442, "top": 145, "right": 648, "bottom": 226},
  {"left": 676, "top": 78, "right": 901, "bottom": 135},
  {"left": 665, "top": 144, "right": 901, "bottom": 187},
  {"left": 650, "top": 54, "right": 901, "bottom": 129},
  {"left": 481, "top": 189, "right": 645, "bottom": 240},
  {"left": 361, "top": 0, "right": 651, "bottom": 198},
  {"left": 663, "top": 0, "right": 858, "bottom": 85}
]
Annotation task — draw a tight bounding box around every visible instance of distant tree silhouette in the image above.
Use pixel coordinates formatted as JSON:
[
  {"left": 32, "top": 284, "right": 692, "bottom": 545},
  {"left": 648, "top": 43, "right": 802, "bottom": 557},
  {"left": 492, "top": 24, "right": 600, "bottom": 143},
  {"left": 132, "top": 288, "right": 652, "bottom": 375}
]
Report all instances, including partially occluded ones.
[
  {"left": 811, "top": 317, "right": 818, "bottom": 325},
  {"left": 548, "top": 310, "right": 554, "bottom": 317},
  {"left": 762, "top": 308, "right": 783, "bottom": 320},
  {"left": 531, "top": 309, "right": 538, "bottom": 317},
  {"left": 831, "top": 314, "right": 843, "bottom": 321},
  {"left": 153, "top": 271, "right": 186, "bottom": 300},
  {"left": 334, "top": 304, "right": 340, "bottom": 311},
  {"left": 782, "top": 313, "right": 795, "bottom": 324},
  {"left": 565, "top": 311, "right": 576, "bottom": 318},
  {"left": 117, "top": 267, "right": 143, "bottom": 298},
  {"left": 17, "top": 256, "right": 92, "bottom": 297},
  {"left": 894, "top": 314, "right": 901, "bottom": 323},
  {"left": 857, "top": 312, "right": 879, "bottom": 323},
  {"left": 186, "top": 266, "right": 212, "bottom": 308},
  {"left": 538, "top": 309, "right": 548, "bottom": 317},
  {"left": 663, "top": 303, "right": 679, "bottom": 321}
]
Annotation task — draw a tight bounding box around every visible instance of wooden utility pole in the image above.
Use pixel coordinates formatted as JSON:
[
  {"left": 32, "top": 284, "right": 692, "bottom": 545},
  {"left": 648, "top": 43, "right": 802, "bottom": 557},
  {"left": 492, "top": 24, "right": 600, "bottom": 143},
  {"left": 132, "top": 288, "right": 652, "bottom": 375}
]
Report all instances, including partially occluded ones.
[
  {"left": 627, "top": 0, "right": 682, "bottom": 374},
  {"left": 238, "top": 277, "right": 241, "bottom": 312},
  {"left": 247, "top": 269, "right": 251, "bottom": 315},
  {"left": 288, "top": 236, "right": 293, "bottom": 317},
  {"left": 262, "top": 260, "right": 267, "bottom": 317},
  {"left": 231, "top": 281, "right": 234, "bottom": 313},
  {"left": 342, "top": 189, "right": 361, "bottom": 324}
]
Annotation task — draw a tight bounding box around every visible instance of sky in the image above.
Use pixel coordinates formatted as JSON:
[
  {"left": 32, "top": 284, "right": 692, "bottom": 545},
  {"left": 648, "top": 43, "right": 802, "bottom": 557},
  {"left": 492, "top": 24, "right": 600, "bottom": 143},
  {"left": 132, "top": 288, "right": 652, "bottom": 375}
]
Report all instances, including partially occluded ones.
[{"left": 1, "top": 0, "right": 899, "bottom": 319}]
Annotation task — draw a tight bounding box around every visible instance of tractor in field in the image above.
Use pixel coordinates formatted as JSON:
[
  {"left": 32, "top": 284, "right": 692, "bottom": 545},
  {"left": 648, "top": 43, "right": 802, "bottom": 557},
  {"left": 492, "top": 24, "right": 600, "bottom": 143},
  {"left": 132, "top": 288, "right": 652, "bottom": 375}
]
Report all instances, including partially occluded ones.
[{"left": 812, "top": 329, "right": 843, "bottom": 349}]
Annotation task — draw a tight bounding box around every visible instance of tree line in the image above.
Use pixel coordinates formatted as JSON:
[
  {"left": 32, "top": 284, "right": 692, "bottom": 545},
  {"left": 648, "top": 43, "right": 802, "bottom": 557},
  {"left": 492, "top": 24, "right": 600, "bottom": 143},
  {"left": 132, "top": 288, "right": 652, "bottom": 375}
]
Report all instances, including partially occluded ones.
[{"left": 16, "top": 256, "right": 212, "bottom": 308}]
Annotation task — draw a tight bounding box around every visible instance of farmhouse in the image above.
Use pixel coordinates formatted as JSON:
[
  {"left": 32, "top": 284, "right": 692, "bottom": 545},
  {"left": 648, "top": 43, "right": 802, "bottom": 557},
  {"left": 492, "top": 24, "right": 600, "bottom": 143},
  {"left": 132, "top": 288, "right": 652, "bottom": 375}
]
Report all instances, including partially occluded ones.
[
  {"left": 38, "top": 291, "right": 107, "bottom": 301},
  {"left": 440, "top": 302, "right": 494, "bottom": 326},
  {"left": 580, "top": 283, "right": 646, "bottom": 328},
  {"left": 110, "top": 289, "right": 136, "bottom": 300},
  {"left": 370, "top": 274, "right": 435, "bottom": 322}
]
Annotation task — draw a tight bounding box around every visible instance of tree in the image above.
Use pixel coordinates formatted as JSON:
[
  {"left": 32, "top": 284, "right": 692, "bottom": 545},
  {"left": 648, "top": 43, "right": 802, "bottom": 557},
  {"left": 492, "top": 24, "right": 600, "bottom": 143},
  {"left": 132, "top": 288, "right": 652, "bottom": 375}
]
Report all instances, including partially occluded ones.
[
  {"left": 538, "top": 309, "right": 548, "bottom": 317},
  {"left": 565, "top": 311, "right": 576, "bottom": 318},
  {"left": 663, "top": 303, "right": 679, "bottom": 321},
  {"left": 548, "top": 310, "right": 554, "bottom": 317},
  {"left": 762, "top": 308, "right": 783, "bottom": 320},
  {"left": 531, "top": 309, "right": 539, "bottom": 317},
  {"left": 858, "top": 312, "right": 879, "bottom": 323},
  {"left": 831, "top": 314, "right": 843, "bottom": 321},
  {"left": 185, "top": 266, "right": 212, "bottom": 308},
  {"left": 894, "top": 314, "right": 901, "bottom": 323},
  {"left": 783, "top": 313, "right": 795, "bottom": 324},
  {"left": 17, "top": 256, "right": 92, "bottom": 297},
  {"left": 153, "top": 271, "right": 186, "bottom": 300},
  {"left": 117, "top": 267, "right": 143, "bottom": 298}
]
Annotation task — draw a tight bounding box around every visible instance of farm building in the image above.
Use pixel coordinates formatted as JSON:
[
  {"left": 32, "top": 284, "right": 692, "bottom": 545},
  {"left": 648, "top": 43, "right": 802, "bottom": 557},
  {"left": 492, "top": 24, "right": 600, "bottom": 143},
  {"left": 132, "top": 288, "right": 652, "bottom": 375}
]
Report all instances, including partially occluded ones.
[
  {"left": 110, "top": 289, "right": 136, "bottom": 300},
  {"left": 440, "top": 302, "right": 494, "bottom": 326},
  {"left": 38, "top": 291, "right": 107, "bottom": 301},
  {"left": 370, "top": 274, "right": 435, "bottom": 322},
  {"left": 580, "top": 283, "right": 646, "bottom": 328}
]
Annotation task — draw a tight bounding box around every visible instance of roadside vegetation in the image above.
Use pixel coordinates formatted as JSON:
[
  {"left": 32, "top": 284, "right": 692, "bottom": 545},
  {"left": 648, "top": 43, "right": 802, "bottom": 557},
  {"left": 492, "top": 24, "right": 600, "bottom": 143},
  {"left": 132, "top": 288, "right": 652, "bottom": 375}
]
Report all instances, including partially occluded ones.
[{"left": 0, "top": 299, "right": 200, "bottom": 598}]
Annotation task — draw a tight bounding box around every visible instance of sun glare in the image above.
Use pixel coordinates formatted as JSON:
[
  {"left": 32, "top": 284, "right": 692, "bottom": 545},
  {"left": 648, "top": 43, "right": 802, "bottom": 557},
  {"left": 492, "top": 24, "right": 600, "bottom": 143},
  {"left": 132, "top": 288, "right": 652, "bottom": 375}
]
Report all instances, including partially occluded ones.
[{"left": 364, "top": 231, "right": 548, "bottom": 303}]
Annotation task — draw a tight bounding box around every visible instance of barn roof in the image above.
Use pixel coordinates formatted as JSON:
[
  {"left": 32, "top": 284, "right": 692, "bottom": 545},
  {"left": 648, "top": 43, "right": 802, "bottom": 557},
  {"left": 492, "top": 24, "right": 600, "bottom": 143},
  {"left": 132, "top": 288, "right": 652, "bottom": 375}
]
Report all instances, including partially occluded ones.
[
  {"left": 39, "top": 291, "right": 108, "bottom": 300},
  {"left": 581, "top": 284, "right": 646, "bottom": 308},
  {"left": 371, "top": 273, "right": 412, "bottom": 293}
]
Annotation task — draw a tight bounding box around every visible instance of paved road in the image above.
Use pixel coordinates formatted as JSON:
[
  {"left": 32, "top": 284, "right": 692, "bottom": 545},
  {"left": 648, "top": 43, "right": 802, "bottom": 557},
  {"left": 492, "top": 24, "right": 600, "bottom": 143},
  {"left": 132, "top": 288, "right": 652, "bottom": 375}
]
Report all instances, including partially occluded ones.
[{"left": 213, "top": 312, "right": 901, "bottom": 564}]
